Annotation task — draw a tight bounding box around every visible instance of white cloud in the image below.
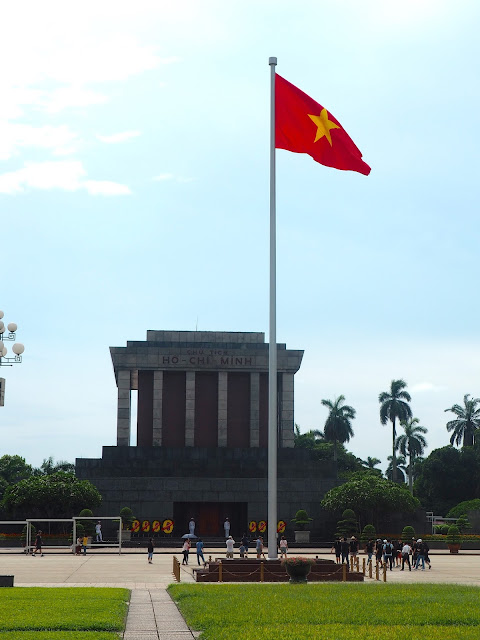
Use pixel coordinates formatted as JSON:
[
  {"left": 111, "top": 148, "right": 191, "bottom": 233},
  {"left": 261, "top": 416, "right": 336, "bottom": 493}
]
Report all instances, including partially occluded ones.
[
  {"left": 0, "top": 123, "right": 80, "bottom": 161},
  {"left": 153, "top": 173, "right": 175, "bottom": 181},
  {"left": 153, "top": 173, "right": 195, "bottom": 183},
  {"left": 0, "top": 161, "right": 130, "bottom": 196},
  {"left": 97, "top": 131, "right": 141, "bottom": 144},
  {"left": 83, "top": 180, "right": 131, "bottom": 196},
  {"left": 44, "top": 86, "right": 108, "bottom": 114},
  {"left": 410, "top": 382, "right": 446, "bottom": 393}
]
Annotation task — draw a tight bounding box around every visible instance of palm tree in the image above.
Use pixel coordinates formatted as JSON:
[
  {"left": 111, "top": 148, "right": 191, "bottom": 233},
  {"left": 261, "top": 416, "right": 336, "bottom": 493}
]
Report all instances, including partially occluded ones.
[
  {"left": 396, "top": 418, "right": 428, "bottom": 494},
  {"left": 379, "top": 380, "right": 412, "bottom": 483},
  {"left": 386, "top": 454, "right": 407, "bottom": 483},
  {"left": 294, "top": 425, "right": 325, "bottom": 448},
  {"left": 321, "top": 395, "right": 356, "bottom": 462},
  {"left": 361, "top": 456, "right": 382, "bottom": 470},
  {"left": 445, "top": 394, "right": 480, "bottom": 447}
]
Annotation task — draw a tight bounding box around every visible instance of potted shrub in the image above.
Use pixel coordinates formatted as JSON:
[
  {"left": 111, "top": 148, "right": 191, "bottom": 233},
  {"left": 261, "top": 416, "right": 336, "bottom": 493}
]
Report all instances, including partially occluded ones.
[
  {"left": 360, "top": 524, "right": 376, "bottom": 549},
  {"left": 402, "top": 525, "right": 416, "bottom": 543},
  {"left": 119, "top": 507, "right": 135, "bottom": 541},
  {"left": 282, "top": 556, "right": 315, "bottom": 583},
  {"left": 446, "top": 525, "right": 462, "bottom": 554},
  {"left": 78, "top": 509, "right": 95, "bottom": 543},
  {"left": 291, "top": 509, "right": 313, "bottom": 543},
  {"left": 335, "top": 509, "right": 358, "bottom": 539}
]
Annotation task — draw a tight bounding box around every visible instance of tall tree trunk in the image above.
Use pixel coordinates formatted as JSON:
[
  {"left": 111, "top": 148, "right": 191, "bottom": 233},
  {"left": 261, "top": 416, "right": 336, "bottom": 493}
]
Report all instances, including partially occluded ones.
[
  {"left": 464, "top": 428, "right": 474, "bottom": 447},
  {"left": 408, "top": 452, "right": 413, "bottom": 494},
  {"left": 392, "top": 417, "right": 397, "bottom": 483}
]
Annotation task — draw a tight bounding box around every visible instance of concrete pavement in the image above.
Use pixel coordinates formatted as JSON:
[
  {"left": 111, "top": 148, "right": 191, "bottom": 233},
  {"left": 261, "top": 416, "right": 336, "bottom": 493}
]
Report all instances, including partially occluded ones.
[{"left": 1, "top": 547, "right": 479, "bottom": 639}]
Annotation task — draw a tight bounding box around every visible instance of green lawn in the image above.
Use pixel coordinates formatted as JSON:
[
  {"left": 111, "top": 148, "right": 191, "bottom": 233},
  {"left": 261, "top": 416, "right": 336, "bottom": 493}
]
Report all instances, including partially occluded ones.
[
  {"left": 0, "top": 587, "right": 128, "bottom": 639},
  {"left": 168, "top": 583, "right": 480, "bottom": 640}
]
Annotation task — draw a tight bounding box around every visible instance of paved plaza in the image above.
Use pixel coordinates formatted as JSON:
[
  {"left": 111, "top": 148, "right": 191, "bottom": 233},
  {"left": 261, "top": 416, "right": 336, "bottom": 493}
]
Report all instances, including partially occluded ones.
[{"left": 1, "top": 547, "right": 479, "bottom": 639}]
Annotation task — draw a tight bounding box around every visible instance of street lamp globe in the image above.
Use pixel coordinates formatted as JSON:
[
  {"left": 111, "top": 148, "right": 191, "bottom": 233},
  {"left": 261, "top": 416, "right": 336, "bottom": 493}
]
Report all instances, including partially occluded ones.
[{"left": 12, "top": 344, "right": 24, "bottom": 355}]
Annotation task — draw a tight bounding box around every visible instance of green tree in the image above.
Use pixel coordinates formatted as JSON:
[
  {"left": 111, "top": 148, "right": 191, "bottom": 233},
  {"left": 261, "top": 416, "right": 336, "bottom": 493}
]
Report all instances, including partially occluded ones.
[
  {"left": 321, "top": 395, "right": 356, "bottom": 463},
  {"left": 0, "top": 455, "right": 33, "bottom": 485},
  {"left": 379, "top": 379, "right": 412, "bottom": 483},
  {"left": 321, "top": 473, "right": 419, "bottom": 531},
  {"left": 445, "top": 394, "right": 480, "bottom": 447},
  {"left": 361, "top": 456, "right": 382, "bottom": 470},
  {"left": 335, "top": 508, "right": 357, "bottom": 537},
  {"left": 396, "top": 418, "right": 428, "bottom": 494},
  {"left": 386, "top": 455, "right": 408, "bottom": 483},
  {"left": 293, "top": 425, "right": 325, "bottom": 449},
  {"left": 361, "top": 523, "right": 376, "bottom": 545},
  {"left": 456, "top": 515, "right": 471, "bottom": 534},
  {"left": 35, "top": 457, "right": 76, "bottom": 475},
  {"left": 414, "top": 446, "right": 478, "bottom": 515},
  {"left": 446, "top": 499, "right": 480, "bottom": 519},
  {"left": 2, "top": 472, "right": 101, "bottom": 519}
]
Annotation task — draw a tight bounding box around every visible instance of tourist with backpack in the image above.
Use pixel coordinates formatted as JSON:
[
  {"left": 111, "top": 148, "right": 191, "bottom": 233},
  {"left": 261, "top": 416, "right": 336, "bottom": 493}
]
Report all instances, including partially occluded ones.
[{"left": 383, "top": 539, "right": 394, "bottom": 570}]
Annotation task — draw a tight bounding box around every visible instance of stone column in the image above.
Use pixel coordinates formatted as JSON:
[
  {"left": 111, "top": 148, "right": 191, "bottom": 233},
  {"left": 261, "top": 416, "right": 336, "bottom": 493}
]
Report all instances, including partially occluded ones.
[
  {"left": 117, "top": 369, "right": 131, "bottom": 446},
  {"left": 185, "top": 371, "right": 195, "bottom": 447},
  {"left": 152, "top": 370, "right": 163, "bottom": 446},
  {"left": 218, "top": 371, "right": 228, "bottom": 447},
  {"left": 250, "top": 372, "right": 260, "bottom": 447},
  {"left": 280, "top": 372, "right": 294, "bottom": 448}
]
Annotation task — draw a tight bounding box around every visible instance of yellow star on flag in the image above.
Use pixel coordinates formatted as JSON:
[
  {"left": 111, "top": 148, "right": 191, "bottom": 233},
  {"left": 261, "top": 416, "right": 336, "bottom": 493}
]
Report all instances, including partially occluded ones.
[{"left": 308, "top": 108, "right": 340, "bottom": 146}]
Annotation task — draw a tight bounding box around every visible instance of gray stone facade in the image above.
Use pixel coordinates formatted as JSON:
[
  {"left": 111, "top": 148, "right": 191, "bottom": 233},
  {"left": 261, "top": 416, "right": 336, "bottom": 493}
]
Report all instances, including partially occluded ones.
[{"left": 76, "top": 330, "right": 339, "bottom": 537}]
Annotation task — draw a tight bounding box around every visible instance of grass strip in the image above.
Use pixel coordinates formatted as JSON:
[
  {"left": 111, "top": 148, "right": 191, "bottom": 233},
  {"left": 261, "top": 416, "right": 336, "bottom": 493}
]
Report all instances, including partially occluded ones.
[
  {"left": 0, "top": 633, "right": 118, "bottom": 640},
  {"left": 0, "top": 588, "right": 128, "bottom": 631},
  {"left": 168, "top": 583, "right": 480, "bottom": 639}
]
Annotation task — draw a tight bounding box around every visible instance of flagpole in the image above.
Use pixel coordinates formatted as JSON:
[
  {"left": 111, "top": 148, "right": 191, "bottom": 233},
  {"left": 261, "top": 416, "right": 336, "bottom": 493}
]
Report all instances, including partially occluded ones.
[{"left": 268, "top": 56, "right": 277, "bottom": 560}]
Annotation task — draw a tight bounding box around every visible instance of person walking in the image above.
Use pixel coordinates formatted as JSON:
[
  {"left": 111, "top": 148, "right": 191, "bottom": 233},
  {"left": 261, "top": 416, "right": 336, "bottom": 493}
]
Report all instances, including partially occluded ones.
[
  {"left": 75, "top": 536, "right": 82, "bottom": 555},
  {"left": 349, "top": 536, "right": 359, "bottom": 562},
  {"left": 375, "top": 539, "right": 383, "bottom": 567},
  {"left": 241, "top": 533, "right": 250, "bottom": 558},
  {"left": 226, "top": 535, "right": 235, "bottom": 559},
  {"left": 196, "top": 538, "right": 205, "bottom": 565},
  {"left": 331, "top": 538, "right": 342, "bottom": 564},
  {"left": 147, "top": 537, "right": 154, "bottom": 564},
  {"left": 256, "top": 536, "right": 264, "bottom": 558},
  {"left": 365, "top": 538, "right": 374, "bottom": 565},
  {"left": 424, "top": 540, "right": 432, "bottom": 569},
  {"left": 414, "top": 539, "right": 426, "bottom": 570},
  {"left": 95, "top": 521, "right": 102, "bottom": 542},
  {"left": 279, "top": 536, "right": 288, "bottom": 559},
  {"left": 82, "top": 534, "right": 88, "bottom": 555},
  {"left": 32, "top": 530, "right": 44, "bottom": 557},
  {"left": 340, "top": 537, "right": 349, "bottom": 565},
  {"left": 401, "top": 541, "right": 412, "bottom": 571},
  {"left": 383, "top": 539, "right": 394, "bottom": 570},
  {"left": 181, "top": 538, "right": 190, "bottom": 565}
]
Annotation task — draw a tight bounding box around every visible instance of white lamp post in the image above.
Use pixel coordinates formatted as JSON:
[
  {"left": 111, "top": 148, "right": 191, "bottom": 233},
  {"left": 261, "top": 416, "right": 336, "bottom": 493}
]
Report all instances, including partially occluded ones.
[
  {"left": 0, "top": 310, "right": 25, "bottom": 366},
  {"left": 0, "top": 310, "right": 25, "bottom": 406}
]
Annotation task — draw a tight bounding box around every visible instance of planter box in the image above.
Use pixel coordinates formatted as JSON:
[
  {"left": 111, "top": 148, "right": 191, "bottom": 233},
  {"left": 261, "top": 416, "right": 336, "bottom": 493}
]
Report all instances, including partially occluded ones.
[
  {"left": 0, "top": 575, "right": 14, "bottom": 587},
  {"left": 294, "top": 531, "right": 310, "bottom": 543},
  {"left": 117, "top": 530, "right": 131, "bottom": 541}
]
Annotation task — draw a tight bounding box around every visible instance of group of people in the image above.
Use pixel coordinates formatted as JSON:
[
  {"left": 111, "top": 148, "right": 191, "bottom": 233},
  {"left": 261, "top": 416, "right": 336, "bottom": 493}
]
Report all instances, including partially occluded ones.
[
  {"left": 179, "top": 533, "right": 290, "bottom": 565},
  {"left": 332, "top": 536, "right": 432, "bottom": 572}
]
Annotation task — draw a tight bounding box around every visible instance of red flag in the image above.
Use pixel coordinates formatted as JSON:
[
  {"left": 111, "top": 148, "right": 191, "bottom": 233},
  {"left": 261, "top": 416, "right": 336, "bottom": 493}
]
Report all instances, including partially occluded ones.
[{"left": 275, "top": 74, "right": 371, "bottom": 176}]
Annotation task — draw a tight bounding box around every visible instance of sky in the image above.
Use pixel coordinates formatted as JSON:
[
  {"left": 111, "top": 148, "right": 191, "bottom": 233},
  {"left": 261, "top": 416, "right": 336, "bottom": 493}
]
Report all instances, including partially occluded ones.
[{"left": 1, "top": 0, "right": 479, "bottom": 473}]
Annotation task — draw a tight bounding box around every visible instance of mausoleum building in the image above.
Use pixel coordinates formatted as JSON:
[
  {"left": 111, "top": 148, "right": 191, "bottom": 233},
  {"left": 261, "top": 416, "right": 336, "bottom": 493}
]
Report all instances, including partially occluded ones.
[{"left": 76, "top": 330, "right": 337, "bottom": 537}]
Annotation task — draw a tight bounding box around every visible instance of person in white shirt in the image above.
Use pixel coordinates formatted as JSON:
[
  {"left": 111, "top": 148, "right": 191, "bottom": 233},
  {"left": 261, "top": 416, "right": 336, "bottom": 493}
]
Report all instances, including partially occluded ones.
[
  {"left": 95, "top": 521, "right": 102, "bottom": 542},
  {"left": 226, "top": 535, "right": 235, "bottom": 558},
  {"left": 401, "top": 542, "right": 412, "bottom": 571},
  {"left": 224, "top": 518, "right": 230, "bottom": 538}
]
